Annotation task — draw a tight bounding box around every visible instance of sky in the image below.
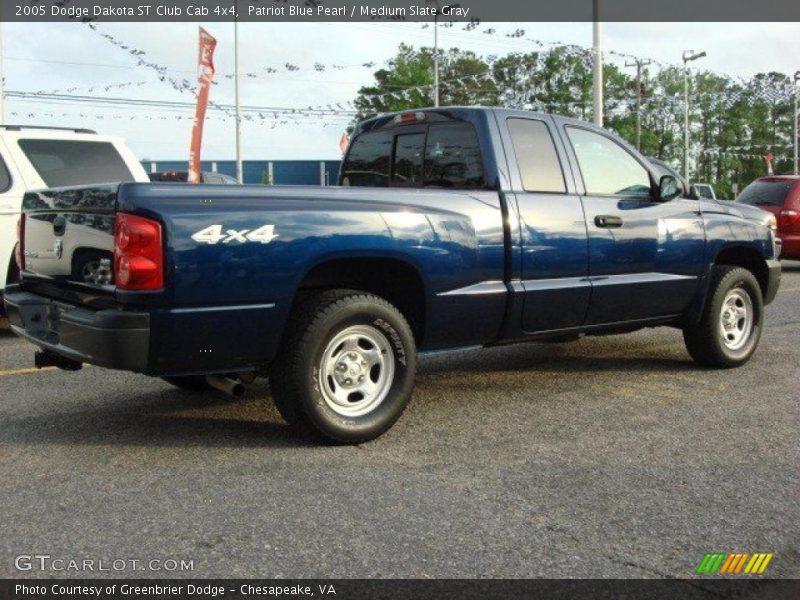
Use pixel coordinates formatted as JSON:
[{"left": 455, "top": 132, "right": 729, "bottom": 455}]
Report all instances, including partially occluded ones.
[{"left": 2, "top": 21, "right": 798, "bottom": 162}]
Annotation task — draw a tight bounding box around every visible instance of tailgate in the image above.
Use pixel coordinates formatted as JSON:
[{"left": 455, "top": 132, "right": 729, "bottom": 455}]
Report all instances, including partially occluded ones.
[{"left": 20, "top": 184, "right": 119, "bottom": 305}]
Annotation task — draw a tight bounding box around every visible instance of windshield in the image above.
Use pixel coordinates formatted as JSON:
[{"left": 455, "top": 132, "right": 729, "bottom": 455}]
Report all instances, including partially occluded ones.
[
  {"left": 695, "top": 185, "right": 715, "bottom": 199},
  {"left": 736, "top": 180, "right": 791, "bottom": 207},
  {"left": 18, "top": 139, "right": 134, "bottom": 187}
]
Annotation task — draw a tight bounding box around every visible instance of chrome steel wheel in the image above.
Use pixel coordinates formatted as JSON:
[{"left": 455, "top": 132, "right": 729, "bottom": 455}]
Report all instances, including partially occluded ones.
[
  {"left": 719, "top": 287, "right": 754, "bottom": 351},
  {"left": 318, "top": 324, "right": 395, "bottom": 417}
]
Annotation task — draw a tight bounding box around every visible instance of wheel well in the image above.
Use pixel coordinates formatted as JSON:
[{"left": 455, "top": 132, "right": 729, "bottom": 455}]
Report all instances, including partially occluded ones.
[
  {"left": 296, "top": 258, "right": 427, "bottom": 344},
  {"left": 714, "top": 246, "right": 768, "bottom": 297}
]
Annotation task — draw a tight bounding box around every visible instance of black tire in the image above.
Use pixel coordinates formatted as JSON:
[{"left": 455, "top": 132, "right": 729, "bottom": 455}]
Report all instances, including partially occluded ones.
[
  {"left": 270, "top": 290, "right": 417, "bottom": 444},
  {"left": 683, "top": 266, "right": 764, "bottom": 368},
  {"left": 162, "top": 376, "right": 212, "bottom": 391}
]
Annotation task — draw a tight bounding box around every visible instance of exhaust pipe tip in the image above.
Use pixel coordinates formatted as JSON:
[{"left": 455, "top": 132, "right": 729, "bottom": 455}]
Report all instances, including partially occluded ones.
[
  {"left": 34, "top": 350, "right": 82, "bottom": 371},
  {"left": 205, "top": 375, "right": 245, "bottom": 397}
]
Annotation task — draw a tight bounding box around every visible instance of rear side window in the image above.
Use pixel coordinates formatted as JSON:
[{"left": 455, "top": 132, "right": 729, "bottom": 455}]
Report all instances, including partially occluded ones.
[
  {"left": 341, "top": 131, "right": 392, "bottom": 187},
  {"left": 0, "top": 154, "right": 11, "bottom": 193},
  {"left": 392, "top": 133, "right": 424, "bottom": 186},
  {"left": 507, "top": 118, "right": 565, "bottom": 193},
  {"left": 18, "top": 139, "right": 135, "bottom": 188},
  {"left": 342, "top": 121, "right": 485, "bottom": 190},
  {"left": 424, "top": 123, "right": 484, "bottom": 189},
  {"left": 736, "top": 181, "right": 792, "bottom": 207}
]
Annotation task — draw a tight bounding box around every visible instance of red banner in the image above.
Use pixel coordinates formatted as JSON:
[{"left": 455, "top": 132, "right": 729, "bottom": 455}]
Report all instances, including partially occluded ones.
[{"left": 188, "top": 27, "right": 217, "bottom": 184}]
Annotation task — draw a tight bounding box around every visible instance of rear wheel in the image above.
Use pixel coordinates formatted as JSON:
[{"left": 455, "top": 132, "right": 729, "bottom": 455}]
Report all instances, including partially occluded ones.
[
  {"left": 270, "top": 290, "right": 417, "bottom": 444},
  {"left": 683, "top": 266, "right": 763, "bottom": 368}
]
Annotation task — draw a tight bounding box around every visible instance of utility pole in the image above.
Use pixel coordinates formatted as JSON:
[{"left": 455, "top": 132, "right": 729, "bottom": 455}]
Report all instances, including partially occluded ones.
[
  {"left": 233, "top": 14, "right": 243, "bottom": 183},
  {"left": 682, "top": 50, "right": 706, "bottom": 182},
  {"left": 426, "top": 0, "right": 441, "bottom": 107},
  {"left": 794, "top": 71, "right": 799, "bottom": 175},
  {"left": 592, "top": 0, "right": 603, "bottom": 126},
  {"left": 625, "top": 58, "right": 651, "bottom": 151}
]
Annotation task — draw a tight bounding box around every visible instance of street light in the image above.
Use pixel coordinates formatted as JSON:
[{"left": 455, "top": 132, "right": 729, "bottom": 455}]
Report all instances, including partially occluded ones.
[
  {"left": 426, "top": 0, "right": 440, "bottom": 107},
  {"left": 682, "top": 50, "right": 706, "bottom": 182},
  {"left": 794, "top": 70, "right": 799, "bottom": 175}
]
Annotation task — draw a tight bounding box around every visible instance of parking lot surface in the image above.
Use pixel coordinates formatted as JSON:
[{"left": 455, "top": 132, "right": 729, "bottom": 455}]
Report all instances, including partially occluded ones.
[{"left": 1, "top": 263, "right": 798, "bottom": 579}]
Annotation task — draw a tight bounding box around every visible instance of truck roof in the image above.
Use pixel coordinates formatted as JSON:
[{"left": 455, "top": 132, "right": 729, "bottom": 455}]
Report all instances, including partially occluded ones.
[
  {"left": 0, "top": 125, "right": 97, "bottom": 135},
  {"left": 0, "top": 126, "right": 124, "bottom": 144},
  {"left": 355, "top": 106, "right": 599, "bottom": 135}
]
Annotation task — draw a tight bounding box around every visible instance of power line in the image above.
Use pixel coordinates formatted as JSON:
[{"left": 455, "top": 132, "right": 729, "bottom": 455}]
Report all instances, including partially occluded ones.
[{"left": 4, "top": 91, "right": 357, "bottom": 116}]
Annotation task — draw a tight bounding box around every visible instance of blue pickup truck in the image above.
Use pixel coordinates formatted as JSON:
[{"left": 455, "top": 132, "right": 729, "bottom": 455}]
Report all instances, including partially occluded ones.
[{"left": 4, "top": 108, "right": 782, "bottom": 443}]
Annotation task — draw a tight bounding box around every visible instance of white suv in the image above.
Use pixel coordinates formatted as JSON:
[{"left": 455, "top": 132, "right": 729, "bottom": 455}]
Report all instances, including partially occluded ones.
[{"left": 0, "top": 126, "right": 148, "bottom": 309}]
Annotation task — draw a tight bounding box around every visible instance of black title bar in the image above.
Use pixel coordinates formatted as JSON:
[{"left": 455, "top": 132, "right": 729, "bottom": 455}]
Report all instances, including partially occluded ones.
[{"left": 4, "top": 0, "right": 800, "bottom": 22}]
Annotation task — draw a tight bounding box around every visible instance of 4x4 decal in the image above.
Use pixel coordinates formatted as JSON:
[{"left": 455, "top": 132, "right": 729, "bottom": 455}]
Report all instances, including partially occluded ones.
[{"left": 191, "top": 224, "right": 278, "bottom": 245}]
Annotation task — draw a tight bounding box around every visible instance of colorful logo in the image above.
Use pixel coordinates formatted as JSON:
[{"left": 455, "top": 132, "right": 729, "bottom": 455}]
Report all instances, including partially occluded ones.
[{"left": 696, "top": 552, "right": 774, "bottom": 575}]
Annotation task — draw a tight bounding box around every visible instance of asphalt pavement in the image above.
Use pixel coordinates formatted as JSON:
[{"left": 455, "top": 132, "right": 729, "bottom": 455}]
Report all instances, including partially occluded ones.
[{"left": 1, "top": 263, "right": 798, "bottom": 579}]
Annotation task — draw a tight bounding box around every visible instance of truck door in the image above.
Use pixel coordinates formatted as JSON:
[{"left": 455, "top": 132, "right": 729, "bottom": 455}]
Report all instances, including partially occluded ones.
[
  {"left": 561, "top": 124, "right": 705, "bottom": 324},
  {"left": 503, "top": 117, "right": 591, "bottom": 332}
]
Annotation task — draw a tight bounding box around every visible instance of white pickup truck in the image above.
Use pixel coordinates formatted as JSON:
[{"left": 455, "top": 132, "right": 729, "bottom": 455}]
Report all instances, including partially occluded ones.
[{"left": 0, "top": 126, "right": 148, "bottom": 311}]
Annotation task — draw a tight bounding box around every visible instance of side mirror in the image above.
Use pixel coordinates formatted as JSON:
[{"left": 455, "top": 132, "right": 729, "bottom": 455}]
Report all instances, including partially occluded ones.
[{"left": 659, "top": 175, "right": 680, "bottom": 202}]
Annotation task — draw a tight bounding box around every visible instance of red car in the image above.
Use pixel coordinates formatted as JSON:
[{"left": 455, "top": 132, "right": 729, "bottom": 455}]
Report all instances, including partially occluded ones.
[{"left": 736, "top": 176, "right": 800, "bottom": 259}]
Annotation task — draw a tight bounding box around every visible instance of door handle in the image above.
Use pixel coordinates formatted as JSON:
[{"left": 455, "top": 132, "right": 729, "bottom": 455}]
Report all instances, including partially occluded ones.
[{"left": 594, "top": 215, "right": 623, "bottom": 228}]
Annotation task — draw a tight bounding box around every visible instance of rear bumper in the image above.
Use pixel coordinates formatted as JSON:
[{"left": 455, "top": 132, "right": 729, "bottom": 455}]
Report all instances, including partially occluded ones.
[
  {"left": 3, "top": 285, "right": 284, "bottom": 376},
  {"left": 764, "top": 259, "right": 781, "bottom": 305},
  {"left": 3, "top": 285, "right": 150, "bottom": 372}
]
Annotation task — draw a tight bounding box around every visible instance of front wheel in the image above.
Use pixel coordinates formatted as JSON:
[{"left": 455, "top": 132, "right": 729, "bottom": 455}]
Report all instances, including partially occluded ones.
[
  {"left": 270, "top": 290, "right": 417, "bottom": 444},
  {"left": 683, "top": 266, "right": 764, "bottom": 368}
]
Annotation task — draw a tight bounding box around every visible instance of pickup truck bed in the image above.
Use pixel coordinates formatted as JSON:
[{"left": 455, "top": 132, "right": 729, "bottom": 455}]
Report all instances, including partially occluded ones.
[{"left": 5, "top": 107, "right": 781, "bottom": 443}]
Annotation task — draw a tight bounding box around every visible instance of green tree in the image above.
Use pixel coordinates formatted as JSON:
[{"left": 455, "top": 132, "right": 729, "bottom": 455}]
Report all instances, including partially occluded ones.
[
  {"left": 350, "top": 43, "right": 797, "bottom": 195},
  {"left": 352, "top": 43, "right": 497, "bottom": 121}
]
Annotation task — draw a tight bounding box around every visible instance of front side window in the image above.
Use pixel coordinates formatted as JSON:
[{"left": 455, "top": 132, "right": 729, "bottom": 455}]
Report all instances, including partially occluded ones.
[
  {"left": 566, "top": 127, "right": 651, "bottom": 198},
  {"left": 507, "top": 118, "right": 566, "bottom": 193},
  {"left": 340, "top": 131, "right": 392, "bottom": 187},
  {"left": 424, "top": 123, "right": 484, "bottom": 189},
  {"left": 18, "top": 140, "right": 134, "bottom": 187}
]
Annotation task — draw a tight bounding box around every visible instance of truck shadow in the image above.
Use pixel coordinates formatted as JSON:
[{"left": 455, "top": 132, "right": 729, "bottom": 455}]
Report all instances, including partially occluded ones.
[
  {"left": 0, "top": 382, "right": 320, "bottom": 449},
  {"left": 0, "top": 337, "right": 700, "bottom": 449}
]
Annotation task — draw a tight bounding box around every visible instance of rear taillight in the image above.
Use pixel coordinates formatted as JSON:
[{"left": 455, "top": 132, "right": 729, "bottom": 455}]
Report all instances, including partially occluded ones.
[
  {"left": 15, "top": 215, "right": 25, "bottom": 271},
  {"left": 779, "top": 209, "right": 798, "bottom": 228},
  {"left": 114, "top": 213, "right": 163, "bottom": 290}
]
